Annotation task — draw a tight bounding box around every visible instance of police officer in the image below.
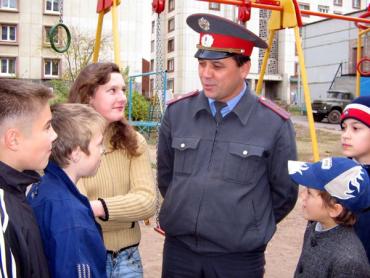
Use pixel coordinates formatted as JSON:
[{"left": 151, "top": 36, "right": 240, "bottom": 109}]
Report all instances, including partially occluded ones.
[{"left": 157, "top": 13, "right": 298, "bottom": 278}]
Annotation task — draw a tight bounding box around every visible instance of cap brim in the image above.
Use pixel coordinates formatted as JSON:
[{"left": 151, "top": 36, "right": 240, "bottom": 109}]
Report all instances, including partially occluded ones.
[{"left": 195, "top": 49, "right": 237, "bottom": 60}]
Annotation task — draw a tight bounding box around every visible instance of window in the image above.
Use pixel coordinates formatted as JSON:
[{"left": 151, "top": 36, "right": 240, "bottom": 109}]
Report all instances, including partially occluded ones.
[
  {"left": 168, "top": 38, "right": 174, "bottom": 53},
  {"left": 151, "top": 40, "right": 155, "bottom": 53},
  {"left": 294, "top": 62, "right": 299, "bottom": 76},
  {"left": 0, "top": 57, "right": 16, "bottom": 76},
  {"left": 333, "top": 0, "right": 342, "bottom": 6},
  {"left": 45, "top": 0, "right": 60, "bottom": 13},
  {"left": 0, "top": 24, "right": 16, "bottom": 42},
  {"left": 150, "top": 59, "right": 154, "bottom": 71},
  {"left": 318, "top": 5, "right": 329, "bottom": 13},
  {"left": 44, "top": 26, "right": 60, "bottom": 45},
  {"left": 43, "top": 59, "right": 60, "bottom": 78},
  {"left": 209, "top": 3, "right": 220, "bottom": 11},
  {"left": 167, "top": 78, "right": 174, "bottom": 92},
  {"left": 168, "top": 18, "right": 175, "bottom": 32},
  {"left": 168, "top": 0, "right": 174, "bottom": 12},
  {"left": 299, "top": 3, "right": 310, "bottom": 17},
  {"left": 0, "top": 0, "right": 17, "bottom": 9},
  {"left": 167, "top": 58, "right": 174, "bottom": 72},
  {"left": 353, "top": 0, "right": 361, "bottom": 9},
  {"left": 151, "top": 21, "right": 155, "bottom": 34}
]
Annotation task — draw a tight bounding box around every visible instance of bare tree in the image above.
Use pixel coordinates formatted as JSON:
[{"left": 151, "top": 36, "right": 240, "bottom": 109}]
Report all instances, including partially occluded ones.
[{"left": 62, "top": 26, "right": 112, "bottom": 82}]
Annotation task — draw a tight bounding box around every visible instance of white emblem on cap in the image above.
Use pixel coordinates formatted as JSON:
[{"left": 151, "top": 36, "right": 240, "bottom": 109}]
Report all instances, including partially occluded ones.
[
  {"left": 324, "top": 166, "right": 364, "bottom": 200},
  {"left": 201, "top": 34, "right": 214, "bottom": 48},
  {"left": 198, "top": 17, "right": 210, "bottom": 31},
  {"left": 321, "top": 157, "right": 332, "bottom": 170}
]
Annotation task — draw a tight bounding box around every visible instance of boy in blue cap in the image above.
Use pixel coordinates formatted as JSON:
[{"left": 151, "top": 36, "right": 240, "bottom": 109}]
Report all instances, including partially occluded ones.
[
  {"left": 341, "top": 96, "right": 370, "bottom": 263},
  {"left": 289, "top": 157, "right": 370, "bottom": 277}
]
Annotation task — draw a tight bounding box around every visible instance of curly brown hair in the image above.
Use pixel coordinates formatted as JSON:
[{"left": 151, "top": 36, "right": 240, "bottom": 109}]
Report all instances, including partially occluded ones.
[
  {"left": 319, "top": 191, "right": 356, "bottom": 227},
  {"left": 68, "top": 62, "right": 139, "bottom": 156}
]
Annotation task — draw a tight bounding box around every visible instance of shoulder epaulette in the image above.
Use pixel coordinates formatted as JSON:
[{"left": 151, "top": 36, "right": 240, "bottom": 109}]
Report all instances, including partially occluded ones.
[
  {"left": 166, "top": 90, "right": 199, "bottom": 105},
  {"left": 258, "top": 96, "right": 290, "bottom": 120}
]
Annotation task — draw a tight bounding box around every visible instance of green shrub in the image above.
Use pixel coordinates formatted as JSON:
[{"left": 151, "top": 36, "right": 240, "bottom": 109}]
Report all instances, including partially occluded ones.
[
  {"left": 127, "top": 91, "right": 150, "bottom": 121},
  {"left": 48, "top": 79, "right": 70, "bottom": 104}
]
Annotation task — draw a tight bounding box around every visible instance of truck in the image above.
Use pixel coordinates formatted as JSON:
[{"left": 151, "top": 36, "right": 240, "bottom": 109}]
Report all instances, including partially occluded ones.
[{"left": 311, "top": 90, "right": 353, "bottom": 124}]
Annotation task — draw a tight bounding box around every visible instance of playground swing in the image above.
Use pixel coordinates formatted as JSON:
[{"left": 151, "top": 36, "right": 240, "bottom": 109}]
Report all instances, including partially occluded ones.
[
  {"left": 127, "top": 70, "right": 168, "bottom": 139},
  {"left": 48, "top": 0, "right": 71, "bottom": 53}
]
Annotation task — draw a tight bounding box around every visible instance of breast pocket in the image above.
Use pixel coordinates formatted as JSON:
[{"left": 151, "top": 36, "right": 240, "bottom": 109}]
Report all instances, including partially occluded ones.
[
  {"left": 172, "top": 137, "right": 200, "bottom": 175},
  {"left": 224, "top": 143, "right": 265, "bottom": 184}
]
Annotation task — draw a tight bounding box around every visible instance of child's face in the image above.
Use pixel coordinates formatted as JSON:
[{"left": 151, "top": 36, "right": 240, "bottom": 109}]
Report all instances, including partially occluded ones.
[
  {"left": 341, "top": 118, "right": 370, "bottom": 163},
  {"left": 89, "top": 72, "right": 127, "bottom": 124},
  {"left": 300, "top": 187, "right": 331, "bottom": 223},
  {"left": 17, "top": 104, "right": 58, "bottom": 171},
  {"left": 79, "top": 131, "right": 104, "bottom": 177}
]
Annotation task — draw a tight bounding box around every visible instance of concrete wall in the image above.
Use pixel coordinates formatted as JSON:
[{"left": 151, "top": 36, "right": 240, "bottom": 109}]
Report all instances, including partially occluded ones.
[{"left": 301, "top": 10, "right": 361, "bottom": 101}]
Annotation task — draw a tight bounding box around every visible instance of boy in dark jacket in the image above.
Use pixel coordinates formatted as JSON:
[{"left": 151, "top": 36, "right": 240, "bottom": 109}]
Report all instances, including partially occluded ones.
[
  {"left": 27, "top": 103, "right": 107, "bottom": 278},
  {"left": 289, "top": 157, "right": 370, "bottom": 278},
  {"left": 0, "top": 79, "right": 57, "bottom": 277},
  {"left": 341, "top": 96, "right": 370, "bottom": 262}
]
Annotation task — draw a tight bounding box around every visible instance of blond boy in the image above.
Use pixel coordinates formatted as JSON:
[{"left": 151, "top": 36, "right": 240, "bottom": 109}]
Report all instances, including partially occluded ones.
[
  {"left": 27, "top": 103, "right": 107, "bottom": 278},
  {"left": 0, "top": 79, "right": 57, "bottom": 277}
]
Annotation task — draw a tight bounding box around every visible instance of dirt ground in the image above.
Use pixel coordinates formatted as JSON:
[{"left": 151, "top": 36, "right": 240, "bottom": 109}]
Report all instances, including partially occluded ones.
[{"left": 139, "top": 122, "right": 343, "bottom": 278}]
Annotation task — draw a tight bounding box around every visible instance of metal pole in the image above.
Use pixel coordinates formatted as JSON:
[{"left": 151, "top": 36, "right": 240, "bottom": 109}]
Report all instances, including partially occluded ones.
[
  {"left": 294, "top": 26, "right": 320, "bottom": 162},
  {"left": 93, "top": 12, "right": 104, "bottom": 63}
]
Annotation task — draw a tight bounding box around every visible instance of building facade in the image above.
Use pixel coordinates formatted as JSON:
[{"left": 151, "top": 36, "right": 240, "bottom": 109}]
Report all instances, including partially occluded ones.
[
  {"left": 150, "top": 0, "right": 367, "bottom": 103},
  {"left": 0, "top": 0, "right": 151, "bottom": 81},
  {"left": 301, "top": 9, "right": 367, "bottom": 102}
]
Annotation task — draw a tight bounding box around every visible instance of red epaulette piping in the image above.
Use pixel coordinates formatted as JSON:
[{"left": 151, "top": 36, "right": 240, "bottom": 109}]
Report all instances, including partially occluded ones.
[
  {"left": 258, "top": 96, "right": 290, "bottom": 120},
  {"left": 166, "top": 90, "right": 199, "bottom": 105}
]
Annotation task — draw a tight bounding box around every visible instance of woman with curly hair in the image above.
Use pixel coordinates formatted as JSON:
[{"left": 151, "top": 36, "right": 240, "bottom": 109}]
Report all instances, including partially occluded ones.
[{"left": 69, "top": 62, "right": 156, "bottom": 278}]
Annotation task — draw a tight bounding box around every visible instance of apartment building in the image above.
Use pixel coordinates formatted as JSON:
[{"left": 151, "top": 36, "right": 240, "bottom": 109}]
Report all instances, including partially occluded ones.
[
  {"left": 0, "top": 0, "right": 151, "bottom": 81},
  {"left": 150, "top": 0, "right": 367, "bottom": 103}
]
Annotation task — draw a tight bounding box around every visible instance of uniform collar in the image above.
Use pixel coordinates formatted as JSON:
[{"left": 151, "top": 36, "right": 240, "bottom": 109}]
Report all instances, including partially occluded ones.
[
  {"left": 208, "top": 83, "right": 246, "bottom": 117},
  {"left": 0, "top": 160, "right": 40, "bottom": 195},
  {"left": 192, "top": 82, "right": 257, "bottom": 126}
]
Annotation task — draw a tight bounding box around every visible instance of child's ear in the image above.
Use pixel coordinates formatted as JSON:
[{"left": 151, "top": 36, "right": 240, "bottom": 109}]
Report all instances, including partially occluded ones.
[
  {"left": 3, "top": 128, "right": 21, "bottom": 151},
  {"left": 70, "top": 147, "right": 82, "bottom": 163},
  {"left": 328, "top": 203, "right": 344, "bottom": 218}
]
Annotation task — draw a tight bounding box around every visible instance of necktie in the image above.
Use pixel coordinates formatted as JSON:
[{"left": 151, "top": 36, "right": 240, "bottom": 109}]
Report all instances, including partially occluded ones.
[{"left": 214, "top": 101, "right": 227, "bottom": 124}]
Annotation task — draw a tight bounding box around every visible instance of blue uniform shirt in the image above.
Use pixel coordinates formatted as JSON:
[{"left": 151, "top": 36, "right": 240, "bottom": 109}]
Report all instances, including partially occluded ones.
[{"left": 208, "top": 83, "right": 246, "bottom": 118}]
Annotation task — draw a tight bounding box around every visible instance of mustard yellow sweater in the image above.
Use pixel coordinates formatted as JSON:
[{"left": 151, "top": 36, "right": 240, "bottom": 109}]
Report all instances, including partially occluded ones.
[{"left": 78, "top": 132, "right": 156, "bottom": 251}]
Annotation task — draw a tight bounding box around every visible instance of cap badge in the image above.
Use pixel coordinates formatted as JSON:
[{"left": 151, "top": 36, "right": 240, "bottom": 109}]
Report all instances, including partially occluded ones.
[
  {"left": 201, "top": 34, "right": 214, "bottom": 48},
  {"left": 198, "top": 17, "right": 210, "bottom": 31},
  {"left": 321, "top": 157, "right": 332, "bottom": 170}
]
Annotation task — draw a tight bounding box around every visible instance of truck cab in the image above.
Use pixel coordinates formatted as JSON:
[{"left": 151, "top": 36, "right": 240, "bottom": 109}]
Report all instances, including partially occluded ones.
[{"left": 311, "top": 90, "right": 353, "bottom": 124}]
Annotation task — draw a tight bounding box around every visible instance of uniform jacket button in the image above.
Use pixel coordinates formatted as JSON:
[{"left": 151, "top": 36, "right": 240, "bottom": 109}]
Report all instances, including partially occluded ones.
[
  {"left": 243, "top": 150, "right": 248, "bottom": 156},
  {"left": 180, "top": 143, "right": 185, "bottom": 148}
]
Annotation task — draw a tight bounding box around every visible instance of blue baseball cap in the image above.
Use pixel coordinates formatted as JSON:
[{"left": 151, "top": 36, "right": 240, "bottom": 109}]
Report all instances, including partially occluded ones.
[{"left": 288, "top": 157, "right": 370, "bottom": 213}]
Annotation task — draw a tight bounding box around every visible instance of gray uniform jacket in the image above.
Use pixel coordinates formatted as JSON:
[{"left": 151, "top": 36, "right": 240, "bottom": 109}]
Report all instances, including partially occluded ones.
[{"left": 157, "top": 86, "right": 298, "bottom": 254}]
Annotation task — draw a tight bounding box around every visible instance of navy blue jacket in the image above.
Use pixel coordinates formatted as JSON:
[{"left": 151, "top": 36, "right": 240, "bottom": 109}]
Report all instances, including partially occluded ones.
[
  {"left": 157, "top": 88, "right": 298, "bottom": 254},
  {"left": 27, "top": 162, "right": 107, "bottom": 278},
  {"left": 355, "top": 164, "right": 370, "bottom": 263}
]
